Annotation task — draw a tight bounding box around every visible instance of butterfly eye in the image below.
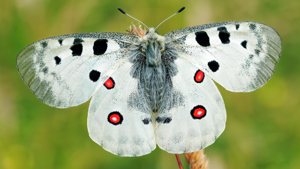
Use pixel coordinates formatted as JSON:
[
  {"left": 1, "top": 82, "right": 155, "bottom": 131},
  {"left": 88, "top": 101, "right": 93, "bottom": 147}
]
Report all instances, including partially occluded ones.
[{"left": 145, "top": 30, "right": 158, "bottom": 35}]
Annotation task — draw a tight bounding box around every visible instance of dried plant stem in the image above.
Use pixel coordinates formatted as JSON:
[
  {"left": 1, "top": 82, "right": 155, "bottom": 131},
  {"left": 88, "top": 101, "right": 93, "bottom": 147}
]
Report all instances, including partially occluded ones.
[{"left": 183, "top": 149, "right": 208, "bottom": 169}]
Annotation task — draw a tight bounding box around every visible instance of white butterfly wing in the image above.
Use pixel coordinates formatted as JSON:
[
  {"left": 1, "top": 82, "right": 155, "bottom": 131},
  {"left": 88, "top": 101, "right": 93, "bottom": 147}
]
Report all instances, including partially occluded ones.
[
  {"left": 155, "top": 57, "right": 226, "bottom": 153},
  {"left": 17, "top": 20, "right": 281, "bottom": 156},
  {"left": 165, "top": 21, "right": 281, "bottom": 92},
  {"left": 87, "top": 61, "right": 156, "bottom": 157},
  {"left": 17, "top": 33, "right": 138, "bottom": 108}
]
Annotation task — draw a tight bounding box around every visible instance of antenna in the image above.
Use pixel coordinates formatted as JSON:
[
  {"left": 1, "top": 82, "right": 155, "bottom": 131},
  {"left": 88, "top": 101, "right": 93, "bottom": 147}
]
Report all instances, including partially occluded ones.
[
  {"left": 118, "top": 8, "right": 149, "bottom": 30},
  {"left": 155, "top": 7, "right": 185, "bottom": 30}
]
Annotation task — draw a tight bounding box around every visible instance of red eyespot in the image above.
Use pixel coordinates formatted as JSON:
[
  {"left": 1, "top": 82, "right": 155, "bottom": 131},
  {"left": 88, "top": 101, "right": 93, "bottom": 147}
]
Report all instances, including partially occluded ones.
[
  {"left": 104, "top": 77, "right": 115, "bottom": 89},
  {"left": 194, "top": 70, "right": 205, "bottom": 83},
  {"left": 108, "top": 112, "right": 123, "bottom": 125},
  {"left": 110, "top": 114, "right": 120, "bottom": 123},
  {"left": 191, "top": 105, "right": 206, "bottom": 119}
]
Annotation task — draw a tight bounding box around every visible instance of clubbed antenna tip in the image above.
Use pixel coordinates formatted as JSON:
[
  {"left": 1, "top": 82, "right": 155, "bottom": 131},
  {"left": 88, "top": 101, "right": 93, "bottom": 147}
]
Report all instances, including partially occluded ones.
[
  {"left": 117, "top": 8, "right": 149, "bottom": 30},
  {"left": 155, "top": 7, "right": 186, "bottom": 30},
  {"left": 177, "top": 7, "right": 185, "bottom": 13},
  {"left": 118, "top": 8, "right": 126, "bottom": 14},
  {"left": 118, "top": 7, "right": 186, "bottom": 31}
]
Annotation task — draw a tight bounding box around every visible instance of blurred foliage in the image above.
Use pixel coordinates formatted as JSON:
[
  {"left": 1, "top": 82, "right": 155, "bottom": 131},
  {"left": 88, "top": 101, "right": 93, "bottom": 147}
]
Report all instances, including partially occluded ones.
[{"left": 0, "top": 0, "right": 299, "bottom": 169}]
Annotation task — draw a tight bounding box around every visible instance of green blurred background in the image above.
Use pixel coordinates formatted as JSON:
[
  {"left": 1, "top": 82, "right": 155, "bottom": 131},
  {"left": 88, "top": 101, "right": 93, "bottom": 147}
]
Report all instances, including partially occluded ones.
[{"left": 0, "top": 0, "right": 299, "bottom": 168}]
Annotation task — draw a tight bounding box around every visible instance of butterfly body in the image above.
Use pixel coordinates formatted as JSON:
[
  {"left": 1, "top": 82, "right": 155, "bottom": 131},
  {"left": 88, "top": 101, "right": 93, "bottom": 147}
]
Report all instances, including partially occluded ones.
[
  {"left": 135, "top": 27, "right": 180, "bottom": 113},
  {"left": 139, "top": 28, "right": 166, "bottom": 112},
  {"left": 17, "top": 21, "right": 281, "bottom": 156}
]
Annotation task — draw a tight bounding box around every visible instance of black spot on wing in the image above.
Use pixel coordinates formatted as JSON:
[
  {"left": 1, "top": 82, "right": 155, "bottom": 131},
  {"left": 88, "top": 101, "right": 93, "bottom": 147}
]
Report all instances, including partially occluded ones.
[
  {"left": 236, "top": 24, "right": 240, "bottom": 30},
  {"left": 195, "top": 31, "right": 210, "bottom": 47},
  {"left": 70, "top": 44, "right": 83, "bottom": 56},
  {"left": 190, "top": 105, "right": 206, "bottom": 120},
  {"left": 54, "top": 56, "right": 61, "bottom": 65},
  {"left": 156, "top": 117, "right": 163, "bottom": 123},
  {"left": 164, "top": 117, "right": 172, "bottom": 123},
  {"left": 255, "top": 49, "right": 261, "bottom": 55},
  {"left": 73, "top": 38, "right": 84, "bottom": 44},
  {"left": 89, "top": 70, "right": 101, "bottom": 82},
  {"left": 42, "top": 67, "right": 48, "bottom": 74},
  {"left": 241, "top": 40, "right": 247, "bottom": 49},
  {"left": 93, "top": 39, "right": 108, "bottom": 55},
  {"left": 104, "top": 77, "right": 115, "bottom": 89},
  {"left": 208, "top": 60, "right": 219, "bottom": 72},
  {"left": 156, "top": 117, "right": 172, "bottom": 124},
  {"left": 41, "top": 42, "right": 48, "bottom": 48},
  {"left": 107, "top": 111, "right": 123, "bottom": 125},
  {"left": 142, "top": 118, "right": 151, "bottom": 125},
  {"left": 217, "top": 27, "right": 230, "bottom": 44},
  {"left": 194, "top": 70, "right": 205, "bottom": 83},
  {"left": 243, "top": 55, "right": 254, "bottom": 69},
  {"left": 249, "top": 54, "right": 254, "bottom": 60},
  {"left": 58, "top": 39, "right": 63, "bottom": 45},
  {"left": 249, "top": 24, "right": 256, "bottom": 30}
]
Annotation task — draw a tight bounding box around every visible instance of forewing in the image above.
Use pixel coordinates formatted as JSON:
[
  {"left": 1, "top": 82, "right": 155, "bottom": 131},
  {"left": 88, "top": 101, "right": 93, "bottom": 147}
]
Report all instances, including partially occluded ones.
[
  {"left": 165, "top": 21, "right": 281, "bottom": 92},
  {"left": 155, "top": 57, "right": 226, "bottom": 154},
  {"left": 17, "top": 33, "right": 139, "bottom": 108},
  {"left": 87, "top": 61, "right": 156, "bottom": 157}
]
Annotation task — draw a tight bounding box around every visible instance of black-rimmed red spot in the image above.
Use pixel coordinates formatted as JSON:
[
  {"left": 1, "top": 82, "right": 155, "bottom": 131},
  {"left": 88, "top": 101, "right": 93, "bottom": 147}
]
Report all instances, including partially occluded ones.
[
  {"left": 194, "top": 70, "right": 205, "bottom": 83},
  {"left": 108, "top": 112, "right": 123, "bottom": 125},
  {"left": 104, "top": 77, "right": 115, "bottom": 89},
  {"left": 190, "top": 105, "right": 206, "bottom": 120}
]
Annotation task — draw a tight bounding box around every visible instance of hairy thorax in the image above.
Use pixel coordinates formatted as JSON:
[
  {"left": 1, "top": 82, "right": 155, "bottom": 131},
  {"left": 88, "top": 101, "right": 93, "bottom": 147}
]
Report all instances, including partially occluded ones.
[{"left": 140, "top": 28, "right": 166, "bottom": 112}]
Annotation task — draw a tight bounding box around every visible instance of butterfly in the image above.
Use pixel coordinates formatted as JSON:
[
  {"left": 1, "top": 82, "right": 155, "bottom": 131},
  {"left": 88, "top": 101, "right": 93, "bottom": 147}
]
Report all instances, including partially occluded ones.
[{"left": 16, "top": 7, "right": 282, "bottom": 157}]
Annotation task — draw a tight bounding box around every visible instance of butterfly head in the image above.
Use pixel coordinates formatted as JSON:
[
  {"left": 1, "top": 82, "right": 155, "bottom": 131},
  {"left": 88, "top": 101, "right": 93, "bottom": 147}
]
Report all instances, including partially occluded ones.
[
  {"left": 118, "top": 7, "right": 186, "bottom": 66},
  {"left": 140, "top": 28, "right": 165, "bottom": 67},
  {"left": 140, "top": 28, "right": 165, "bottom": 48}
]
